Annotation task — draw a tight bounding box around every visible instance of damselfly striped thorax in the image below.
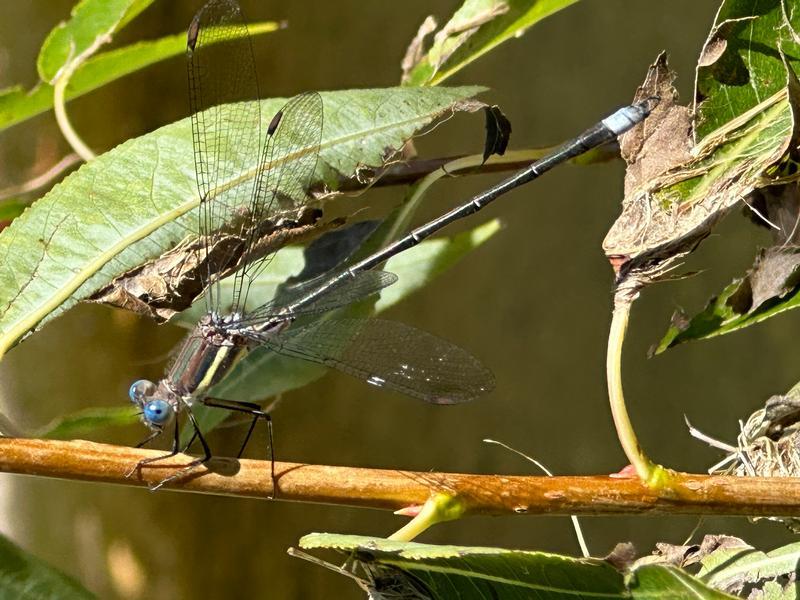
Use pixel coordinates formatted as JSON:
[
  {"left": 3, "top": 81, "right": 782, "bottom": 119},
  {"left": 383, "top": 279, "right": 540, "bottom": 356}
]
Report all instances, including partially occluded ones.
[{"left": 127, "top": 0, "right": 496, "bottom": 489}]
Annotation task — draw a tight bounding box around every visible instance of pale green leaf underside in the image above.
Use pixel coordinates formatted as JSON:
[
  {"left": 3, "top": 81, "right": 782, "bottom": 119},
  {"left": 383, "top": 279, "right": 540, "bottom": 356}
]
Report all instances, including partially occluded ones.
[
  {"left": 299, "top": 534, "right": 737, "bottom": 599},
  {"left": 0, "top": 86, "right": 485, "bottom": 357},
  {"left": 0, "top": 22, "right": 279, "bottom": 132},
  {"left": 38, "top": 406, "right": 139, "bottom": 439},
  {"left": 300, "top": 533, "right": 627, "bottom": 599},
  {"left": 375, "top": 218, "right": 500, "bottom": 312},
  {"left": 631, "top": 565, "right": 736, "bottom": 599},
  {"left": 175, "top": 219, "right": 501, "bottom": 327},
  {"left": 697, "top": 541, "right": 800, "bottom": 592}
]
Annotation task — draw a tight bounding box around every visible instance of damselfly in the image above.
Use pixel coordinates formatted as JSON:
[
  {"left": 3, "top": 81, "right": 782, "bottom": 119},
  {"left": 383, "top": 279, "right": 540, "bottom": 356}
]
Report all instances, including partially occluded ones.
[
  {"left": 127, "top": 0, "right": 495, "bottom": 486},
  {"left": 127, "top": 0, "right": 656, "bottom": 488}
]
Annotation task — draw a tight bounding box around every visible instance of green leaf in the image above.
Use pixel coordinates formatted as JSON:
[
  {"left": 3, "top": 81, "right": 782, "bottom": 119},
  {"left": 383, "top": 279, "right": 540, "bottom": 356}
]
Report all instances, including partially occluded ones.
[
  {"left": 403, "top": 0, "right": 579, "bottom": 87},
  {"left": 0, "top": 22, "right": 280, "bottom": 133},
  {"left": 37, "top": 406, "right": 139, "bottom": 439},
  {"left": 299, "top": 534, "right": 628, "bottom": 599},
  {"left": 37, "top": 0, "right": 151, "bottom": 84},
  {"left": 297, "top": 535, "right": 739, "bottom": 599},
  {"left": 172, "top": 246, "right": 313, "bottom": 329},
  {"left": 694, "top": 0, "right": 800, "bottom": 140},
  {"left": 189, "top": 218, "right": 501, "bottom": 435},
  {"left": 631, "top": 565, "right": 736, "bottom": 599},
  {"left": 118, "top": 0, "right": 155, "bottom": 30},
  {"left": 653, "top": 268, "right": 800, "bottom": 353},
  {"left": 0, "top": 86, "right": 485, "bottom": 358},
  {"left": 375, "top": 218, "right": 500, "bottom": 312},
  {"left": 0, "top": 533, "right": 94, "bottom": 599}
]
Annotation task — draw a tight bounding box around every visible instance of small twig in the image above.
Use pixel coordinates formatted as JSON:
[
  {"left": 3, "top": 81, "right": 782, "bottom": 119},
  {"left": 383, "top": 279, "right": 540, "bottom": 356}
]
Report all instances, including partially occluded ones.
[
  {"left": 337, "top": 146, "right": 618, "bottom": 192},
  {"left": 0, "top": 154, "right": 81, "bottom": 201},
  {"left": 685, "top": 415, "right": 737, "bottom": 453},
  {"left": 6, "top": 438, "right": 800, "bottom": 517}
]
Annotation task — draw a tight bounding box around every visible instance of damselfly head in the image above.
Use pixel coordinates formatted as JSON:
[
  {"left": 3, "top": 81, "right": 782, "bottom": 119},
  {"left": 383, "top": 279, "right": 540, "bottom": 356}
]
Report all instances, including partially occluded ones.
[
  {"left": 129, "top": 379, "right": 156, "bottom": 404},
  {"left": 129, "top": 379, "right": 175, "bottom": 430},
  {"left": 142, "top": 399, "right": 174, "bottom": 430}
]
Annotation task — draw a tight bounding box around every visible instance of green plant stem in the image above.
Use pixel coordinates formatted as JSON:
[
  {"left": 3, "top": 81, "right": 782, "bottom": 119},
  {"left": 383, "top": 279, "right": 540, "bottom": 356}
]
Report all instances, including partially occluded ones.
[
  {"left": 607, "top": 294, "right": 660, "bottom": 484},
  {"left": 53, "top": 74, "right": 95, "bottom": 161},
  {"left": 383, "top": 153, "right": 487, "bottom": 244},
  {"left": 51, "top": 34, "right": 114, "bottom": 162},
  {"left": 389, "top": 493, "right": 467, "bottom": 541},
  {"left": 376, "top": 145, "right": 617, "bottom": 245}
]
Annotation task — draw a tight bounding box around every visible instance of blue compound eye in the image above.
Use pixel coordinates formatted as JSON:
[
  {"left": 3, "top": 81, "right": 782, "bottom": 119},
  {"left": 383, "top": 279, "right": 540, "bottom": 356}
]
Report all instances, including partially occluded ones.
[
  {"left": 129, "top": 380, "right": 156, "bottom": 404},
  {"left": 143, "top": 399, "right": 172, "bottom": 427}
]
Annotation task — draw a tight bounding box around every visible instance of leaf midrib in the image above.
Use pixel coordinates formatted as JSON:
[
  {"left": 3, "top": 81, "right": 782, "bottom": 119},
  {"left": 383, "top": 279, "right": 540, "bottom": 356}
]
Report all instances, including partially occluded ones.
[{"left": 0, "top": 103, "right": 456, "bottom": 357}]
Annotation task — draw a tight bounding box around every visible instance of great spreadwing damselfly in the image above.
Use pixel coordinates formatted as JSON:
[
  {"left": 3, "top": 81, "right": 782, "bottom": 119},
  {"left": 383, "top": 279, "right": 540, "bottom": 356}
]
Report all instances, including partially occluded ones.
[{"left": 127, "top": 0, "right": 655, "bottom": 488}]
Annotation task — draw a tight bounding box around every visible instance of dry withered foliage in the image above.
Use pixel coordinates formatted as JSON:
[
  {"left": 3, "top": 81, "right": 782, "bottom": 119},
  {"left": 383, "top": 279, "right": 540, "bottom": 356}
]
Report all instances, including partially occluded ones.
[
  {"left": 90, "top": 207, "right": 340, "bottom": 322},
  {"left": 604, "top": 53, "right": 798, "bottom": 298}
]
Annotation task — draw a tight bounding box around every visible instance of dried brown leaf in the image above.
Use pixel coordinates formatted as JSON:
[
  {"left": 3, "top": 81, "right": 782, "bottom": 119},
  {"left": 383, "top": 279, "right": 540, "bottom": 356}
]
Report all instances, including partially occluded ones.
[
  {"left": 604, "top": 54, "right": 797, "bottom": 293},
  {"left": 619, "top": 52, "right": 693, "bottom": 197},
  {"left": 90, "top": 208, "right": 338, "bottom": 322}
]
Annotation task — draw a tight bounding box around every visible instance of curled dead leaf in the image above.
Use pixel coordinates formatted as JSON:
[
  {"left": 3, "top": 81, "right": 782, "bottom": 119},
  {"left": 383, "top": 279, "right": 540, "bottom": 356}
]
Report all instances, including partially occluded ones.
[
  {"left": 604, "top": 53, "right": 798, "bottom": 295},
  {"left": 90, "top": 207, "right": 339, "bottom": 322}
]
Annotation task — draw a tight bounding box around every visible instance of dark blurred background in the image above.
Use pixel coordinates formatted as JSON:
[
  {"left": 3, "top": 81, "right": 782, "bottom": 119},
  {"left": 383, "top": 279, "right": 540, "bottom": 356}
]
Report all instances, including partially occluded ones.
[{"left": 2, "top": 1, "right": 797, "bottom": 598}]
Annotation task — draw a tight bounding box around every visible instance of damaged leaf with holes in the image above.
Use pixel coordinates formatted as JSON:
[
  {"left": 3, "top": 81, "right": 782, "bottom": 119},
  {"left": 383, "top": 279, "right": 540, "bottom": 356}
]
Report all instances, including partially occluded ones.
[
  {"left": 603, "top": 53, "right": 797, "bottom": 291},
  {"left": 651, "top": 1, "right": 800, "bottom": 350},
  {"left": 607, "top": 0, "right": 800, "bottom": 288}
]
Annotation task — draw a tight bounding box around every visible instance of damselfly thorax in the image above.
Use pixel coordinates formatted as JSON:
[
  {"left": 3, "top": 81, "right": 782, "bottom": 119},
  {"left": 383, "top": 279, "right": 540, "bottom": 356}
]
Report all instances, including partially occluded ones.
[{"left": 162, "top": 312, "right": 293, "bottom": 404}]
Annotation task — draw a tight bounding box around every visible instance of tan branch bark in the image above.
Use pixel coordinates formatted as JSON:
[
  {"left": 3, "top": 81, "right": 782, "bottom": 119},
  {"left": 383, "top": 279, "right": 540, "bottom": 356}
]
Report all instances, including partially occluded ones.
[{"left": 3, "top": 437, "right": 800, "bottom": 517}]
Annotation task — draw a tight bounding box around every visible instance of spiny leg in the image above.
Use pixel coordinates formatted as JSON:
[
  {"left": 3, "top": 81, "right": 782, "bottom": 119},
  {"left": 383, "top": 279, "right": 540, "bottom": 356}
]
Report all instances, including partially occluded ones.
[
  {"left": 202, "top": 397, "right": 276, "bottom": 497},
  {"left": 150, "top": 406, "right": 211, "bottom": 491},
  {"left": 134, "top": 429, "right": 162, "bottom": 449},
  {"left": 181, "top": 427, "right": 199, "bottom": 454},
  {"left": 126, "top": 418, "right": 181, "bottom": 478}
]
